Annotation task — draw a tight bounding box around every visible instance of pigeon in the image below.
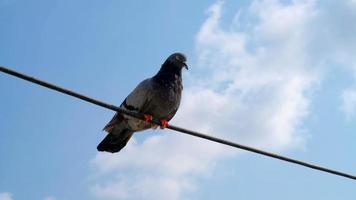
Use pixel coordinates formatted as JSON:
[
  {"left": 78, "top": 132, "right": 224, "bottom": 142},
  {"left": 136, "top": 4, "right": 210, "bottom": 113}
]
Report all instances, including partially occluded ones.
[{"left": 97, "top": 53, "right": 188, "bottom": 153}]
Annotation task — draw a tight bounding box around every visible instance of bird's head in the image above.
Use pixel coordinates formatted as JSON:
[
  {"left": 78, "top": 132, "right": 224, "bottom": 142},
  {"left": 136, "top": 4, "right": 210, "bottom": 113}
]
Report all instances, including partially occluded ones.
[
  {"left": 166, "top": 52, "right": 188, "bottom": 70},
  {"left": 156, "top": 52, "right": 188, "bottom": 77}
]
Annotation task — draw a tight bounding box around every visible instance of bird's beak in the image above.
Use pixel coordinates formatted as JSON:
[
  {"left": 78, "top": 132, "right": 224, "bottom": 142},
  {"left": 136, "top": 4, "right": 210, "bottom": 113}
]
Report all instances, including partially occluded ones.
[{"left": 183, "top": 62, "right": 188, "bottom": 70}]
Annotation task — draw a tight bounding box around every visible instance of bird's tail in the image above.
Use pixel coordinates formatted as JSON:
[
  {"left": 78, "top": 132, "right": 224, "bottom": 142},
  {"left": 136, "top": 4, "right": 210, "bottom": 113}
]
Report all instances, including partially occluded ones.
[{"left": 97, "top": 126, "right": 134, "bottom": 153}]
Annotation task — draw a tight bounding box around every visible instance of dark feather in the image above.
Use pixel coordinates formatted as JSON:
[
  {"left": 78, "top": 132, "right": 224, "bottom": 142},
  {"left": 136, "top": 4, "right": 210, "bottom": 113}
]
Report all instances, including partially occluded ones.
[{"left": 97, "top": 128, "right": 133, "bottom": 153}]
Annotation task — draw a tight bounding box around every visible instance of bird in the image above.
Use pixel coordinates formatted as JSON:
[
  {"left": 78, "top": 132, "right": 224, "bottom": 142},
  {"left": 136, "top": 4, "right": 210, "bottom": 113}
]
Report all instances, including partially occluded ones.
[{"left": 97, "top": 53, "right": 188, "bottom": 153}]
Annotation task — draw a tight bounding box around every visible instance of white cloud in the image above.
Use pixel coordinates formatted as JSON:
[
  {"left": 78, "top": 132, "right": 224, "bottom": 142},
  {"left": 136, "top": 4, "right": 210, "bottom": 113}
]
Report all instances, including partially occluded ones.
[
  {"left": 303, "top": 0, "right": 356, "bottom": 118},
  {"left": 191, "top": 0, "right": 317, "bottom": 149},
  {"left": 0, "top": 193, "right": 12, "bottom": 200},
  {"left": 341, "top": 87, "right": 356, "bottom": 119},
  {"left": 90, "top": 1, "right": 323, "bottom": 199},
  {"left": 90, "top": 134, "right": 225, "bottom": 200}
]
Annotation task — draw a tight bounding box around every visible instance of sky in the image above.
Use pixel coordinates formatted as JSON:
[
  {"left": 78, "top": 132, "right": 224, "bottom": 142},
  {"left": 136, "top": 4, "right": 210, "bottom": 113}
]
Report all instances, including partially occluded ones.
[{"left": 0, "top": 0, "right": 356, "bottom": 199}]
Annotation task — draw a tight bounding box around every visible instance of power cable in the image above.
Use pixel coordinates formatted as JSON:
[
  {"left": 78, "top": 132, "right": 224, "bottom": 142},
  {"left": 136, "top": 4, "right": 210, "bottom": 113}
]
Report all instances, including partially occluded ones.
[{"left": 1, "top": 65, "right": 355, "bottom": 181}]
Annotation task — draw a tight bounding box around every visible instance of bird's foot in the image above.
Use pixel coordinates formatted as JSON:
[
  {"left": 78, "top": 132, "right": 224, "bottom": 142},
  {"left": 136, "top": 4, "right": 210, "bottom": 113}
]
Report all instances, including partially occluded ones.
[
  {"left": 159, "top": 119, "right": 169, "bottom": 129},
  {"left": 144, "top": 114, "right": 158, "bottom": 129},
  {"left": 143, "top": 114, "right": 153, "bottom": 123},
  {"left": 143, "top": 114, "right": 168, "bottom": 129}
]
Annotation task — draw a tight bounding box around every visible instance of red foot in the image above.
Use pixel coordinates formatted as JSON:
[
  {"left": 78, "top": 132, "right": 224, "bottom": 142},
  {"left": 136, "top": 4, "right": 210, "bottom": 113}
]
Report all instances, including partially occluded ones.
[
  {"left": 159, "top": 119, "right": 169, "bottom": 129},
  {"left": 143, "top": 114, "right": 153, "bottom": 123}
]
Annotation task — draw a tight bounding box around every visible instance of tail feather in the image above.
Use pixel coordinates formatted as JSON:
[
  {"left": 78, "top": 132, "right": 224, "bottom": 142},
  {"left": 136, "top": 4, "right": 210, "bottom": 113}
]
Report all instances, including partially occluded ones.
[{"left": 97, "top": 127, "right": 134, "bottom": 153}]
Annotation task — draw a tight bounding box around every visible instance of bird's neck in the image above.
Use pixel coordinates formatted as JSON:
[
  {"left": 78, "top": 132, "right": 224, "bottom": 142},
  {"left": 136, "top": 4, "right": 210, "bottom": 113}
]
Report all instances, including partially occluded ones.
[{"left": 153, "top": 62, "right": 182, "bottom": 83}]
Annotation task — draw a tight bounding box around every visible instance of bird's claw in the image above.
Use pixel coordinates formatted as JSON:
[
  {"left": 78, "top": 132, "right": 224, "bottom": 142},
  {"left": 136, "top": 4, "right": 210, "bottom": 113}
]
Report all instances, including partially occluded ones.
[
  {"left": 159, "top": 119, "right": 169, "bottom": 129},
  {"left": 144, "top": 115, "right": 168, "bottom": 129},
  {"left": 143, "top": 114, "right": 153, "bottom": 123}
]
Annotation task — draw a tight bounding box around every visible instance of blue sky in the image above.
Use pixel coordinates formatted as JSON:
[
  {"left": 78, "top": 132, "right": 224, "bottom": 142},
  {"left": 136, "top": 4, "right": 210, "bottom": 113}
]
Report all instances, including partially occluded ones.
[{"left": 1, "top": 0, "right": 356, "bottom": 199}]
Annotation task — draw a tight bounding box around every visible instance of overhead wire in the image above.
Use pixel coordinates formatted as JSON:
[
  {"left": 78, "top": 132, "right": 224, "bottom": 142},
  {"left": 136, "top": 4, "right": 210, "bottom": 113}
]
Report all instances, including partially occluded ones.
[{"left": 0, "top": 65, "right": 355, "bottom": 181}]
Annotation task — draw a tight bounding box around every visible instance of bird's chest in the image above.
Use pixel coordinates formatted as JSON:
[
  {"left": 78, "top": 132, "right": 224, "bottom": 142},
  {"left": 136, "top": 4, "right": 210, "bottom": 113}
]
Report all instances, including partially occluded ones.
[
  {"left": 125, "top": 83, "right": 181, "bottom": 131},
  {"left": 149, "top": 77, "right": 182, "bottom": 117}
]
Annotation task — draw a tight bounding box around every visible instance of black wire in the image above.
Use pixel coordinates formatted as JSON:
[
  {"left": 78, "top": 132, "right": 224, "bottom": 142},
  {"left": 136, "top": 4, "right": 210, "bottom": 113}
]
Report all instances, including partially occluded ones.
[{"left": 1, "top": 65, "right": 355, "bottom": 181}]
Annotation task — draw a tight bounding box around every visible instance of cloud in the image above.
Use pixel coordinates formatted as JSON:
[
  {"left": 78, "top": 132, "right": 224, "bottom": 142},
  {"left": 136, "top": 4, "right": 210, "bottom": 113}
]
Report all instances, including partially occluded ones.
[
  {"left": 90, "top": 134, "right": 225, "bottom": 200},
  {"left": 191, "top": 0, "right": 318, "bottom": 149},
  {"left": 89, "top": 1, "right": 322, "bottom": 199},
  {"left": 313, "top": 1, "right": 356, "bottom": 118},
  {"left": 341, "top": 87, "right": 356, "bottom": 119},
  {"left": 0, "top": 193, "right": 12, "bottom": 200}
]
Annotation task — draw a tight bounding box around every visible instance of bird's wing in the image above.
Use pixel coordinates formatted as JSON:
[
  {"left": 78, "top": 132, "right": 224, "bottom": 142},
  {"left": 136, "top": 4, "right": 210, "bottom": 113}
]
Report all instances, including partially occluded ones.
[
  {"left": 103, "top": 78, "right": 152, "bottom": 131},
  {"left": 123, "top": 78, "right": 153, "bottom": 112}
]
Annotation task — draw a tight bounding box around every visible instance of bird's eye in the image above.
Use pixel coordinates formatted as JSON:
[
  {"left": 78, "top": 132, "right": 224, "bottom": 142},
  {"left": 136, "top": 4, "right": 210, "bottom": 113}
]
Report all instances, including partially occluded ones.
[{"left": 175, "top": 55, "right": 180, "bottom": 61}]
